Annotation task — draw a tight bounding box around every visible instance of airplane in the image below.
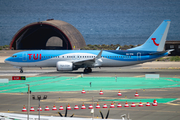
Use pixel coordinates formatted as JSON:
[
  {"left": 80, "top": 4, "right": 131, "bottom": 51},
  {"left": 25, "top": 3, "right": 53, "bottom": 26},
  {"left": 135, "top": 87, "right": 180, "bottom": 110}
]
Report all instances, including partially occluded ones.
[{"left": 5, "top": 20, "right": 172, "bottom": 73}]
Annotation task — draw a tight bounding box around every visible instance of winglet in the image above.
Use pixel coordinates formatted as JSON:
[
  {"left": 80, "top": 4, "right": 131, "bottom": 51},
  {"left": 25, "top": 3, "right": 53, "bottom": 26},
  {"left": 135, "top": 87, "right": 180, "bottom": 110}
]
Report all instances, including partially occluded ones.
[{"left": 96, "top": 49, "right": 103, "bottom": 59}]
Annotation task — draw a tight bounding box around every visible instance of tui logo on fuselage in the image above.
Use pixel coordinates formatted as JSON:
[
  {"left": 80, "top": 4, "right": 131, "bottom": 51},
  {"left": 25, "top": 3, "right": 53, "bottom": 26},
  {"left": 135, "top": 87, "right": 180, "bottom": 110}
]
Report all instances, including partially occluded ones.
[{"left": 28, "top": 54, "right": 41, "bottom": 60}]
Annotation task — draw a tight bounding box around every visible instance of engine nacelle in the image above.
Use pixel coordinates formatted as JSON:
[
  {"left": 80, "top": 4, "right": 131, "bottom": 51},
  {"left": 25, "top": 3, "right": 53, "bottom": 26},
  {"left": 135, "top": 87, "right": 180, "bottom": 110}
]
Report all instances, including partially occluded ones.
[{"left": 56, "top": 61, "right": 73, "bottom": 71}]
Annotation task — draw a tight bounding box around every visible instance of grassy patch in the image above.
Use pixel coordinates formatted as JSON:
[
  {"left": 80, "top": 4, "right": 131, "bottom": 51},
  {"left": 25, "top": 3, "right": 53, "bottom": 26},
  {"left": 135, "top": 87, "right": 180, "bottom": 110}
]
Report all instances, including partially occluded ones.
[
  {"left": 81, "top": 44, "right": 138, "bottom": 50},
  {"left": 0, "top": 45, "right": 9, "bottom": 50},
  {"left": 170, "top": 56, "right": 180, "bottom": 61},
  {"left": 156, "top": 56, "right": 180, "bottom": 61}
]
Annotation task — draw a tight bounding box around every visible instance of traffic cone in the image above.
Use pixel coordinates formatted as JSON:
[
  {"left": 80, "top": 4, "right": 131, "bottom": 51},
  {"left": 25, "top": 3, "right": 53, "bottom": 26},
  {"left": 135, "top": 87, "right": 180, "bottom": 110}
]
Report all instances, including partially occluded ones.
[
  {"left": 138, "top": 101, "right": 143, "bottom": 107},
  {"left": 131, "top": 102, "right": 136, "bottom": 107},
  {"left": 152, "top": 99, "right": 158, "bottom": 106},
  {"left": 52, "top": 104, "right": 57, "bottom": 110},
  {"left": 103, "top": 104, "right": 107, "bottom": 108},
  {"left": 135, "top": 91, "right": 139, "bottom": 97},
  {"left": 124, "top": 101, "right": 129, "bottom": 107},
  {"left": 37, "top": 106, "right": 42, "bottom": 111},
  {"left": 59, "top": 106, "right": 64, "bottom": 110},
  {"left": 67, "top": 104, "right": 71, "bottom": 110},
  {"left": 117, "top": 103, "right": 122, "bottom": 108},
  {"left": 44, "top": 106, "right": 49, "bottom": 111},
  {"left": 146, "top": 102, "right": 151, "bottom": 106},
  {"left": 74, "top": 105, "right": 79, "bottom": 110},
  {"left": 96, "top": 102, "right": 100, "bottom": 109},
  {"left": 81, "top": 89, "right": 86, "bottom": 94},
  {"left": 110, "top": 102, "right": 115, "bottom": 108},
  {"left": 99, "top": 90, "right": 103, "bottom": 95},
  {"left": 81, "top": 103, "right": 86, "bottom": 109},
  {"left": 88, "top": 104, "right": 93, "bottom": 109},
  {"left": 22, "top": 105, "right": 27, "bottom": 112},
  {"left": 117, "top": 90, "right": 122, "bottom": 96},
  {"left": 30, "top": 107, "right": 35, "bottom": 111}
]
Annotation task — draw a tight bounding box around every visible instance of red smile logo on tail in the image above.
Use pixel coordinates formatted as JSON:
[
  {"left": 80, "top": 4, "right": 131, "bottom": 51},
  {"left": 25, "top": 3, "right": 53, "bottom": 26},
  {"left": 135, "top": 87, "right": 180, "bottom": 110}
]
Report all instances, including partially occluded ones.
[{"left": 151, "top": 38, "right": 159, "bottom": 46}]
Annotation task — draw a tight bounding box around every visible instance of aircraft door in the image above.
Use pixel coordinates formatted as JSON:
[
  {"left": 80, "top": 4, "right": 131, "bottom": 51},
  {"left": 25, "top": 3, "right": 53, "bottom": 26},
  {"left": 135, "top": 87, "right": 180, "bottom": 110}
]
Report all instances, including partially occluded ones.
[
  {"left": 22, "top": 53, "right": 27, "bottom": 61},
  {"left": 137, "top": 52, "right": 141, "bottom": 61}
]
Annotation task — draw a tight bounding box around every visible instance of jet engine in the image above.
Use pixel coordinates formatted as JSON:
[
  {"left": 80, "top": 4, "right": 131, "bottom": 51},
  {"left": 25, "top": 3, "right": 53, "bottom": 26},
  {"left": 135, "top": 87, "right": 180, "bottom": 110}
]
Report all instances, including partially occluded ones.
[{"left": 56, "top": 61, "right": 73, "bottom": 71}]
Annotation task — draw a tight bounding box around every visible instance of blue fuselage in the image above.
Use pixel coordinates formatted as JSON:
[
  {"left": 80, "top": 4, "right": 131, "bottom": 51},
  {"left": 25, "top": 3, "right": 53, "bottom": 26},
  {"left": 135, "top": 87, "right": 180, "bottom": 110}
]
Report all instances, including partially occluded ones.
[{"left": 5, "top": 50, "right": 168, "bottom": 68}]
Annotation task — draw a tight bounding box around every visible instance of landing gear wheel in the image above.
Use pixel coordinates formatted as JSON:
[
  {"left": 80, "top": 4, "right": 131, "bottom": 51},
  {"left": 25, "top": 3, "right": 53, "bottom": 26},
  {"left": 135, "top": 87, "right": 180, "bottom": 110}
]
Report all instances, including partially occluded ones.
[
  {"left": 20, "top": 68, "right": 23, "bottom": 73},
  {"left": 84, "top": 69, "right": 88, "bottom": 73},
  {"left": 20, "top": 70, "right": 23, "bottom": 73},
  {"left": 88, "top": 67, "right": 92, "bottom": 73},
  {"left": 84, "top": 67, "right": 92, "bottom": 73}
]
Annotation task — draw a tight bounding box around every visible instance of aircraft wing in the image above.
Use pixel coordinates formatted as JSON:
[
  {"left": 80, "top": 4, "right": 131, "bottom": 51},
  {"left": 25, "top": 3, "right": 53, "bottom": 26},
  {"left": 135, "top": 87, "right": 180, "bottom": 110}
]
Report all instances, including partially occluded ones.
[
  {"left": 73, "top": 50, "right": 103, "bottom": 67},
  {"left": 73, "top": 59, "right": 95, "bottom": 67}
]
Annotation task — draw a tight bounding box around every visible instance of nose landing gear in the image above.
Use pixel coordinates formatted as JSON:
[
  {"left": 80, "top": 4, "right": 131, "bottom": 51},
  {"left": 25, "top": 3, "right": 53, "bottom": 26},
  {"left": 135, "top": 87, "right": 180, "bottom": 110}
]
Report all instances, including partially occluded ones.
[{"left": 19, "top": 68, "right": 23, "bottom": 73}]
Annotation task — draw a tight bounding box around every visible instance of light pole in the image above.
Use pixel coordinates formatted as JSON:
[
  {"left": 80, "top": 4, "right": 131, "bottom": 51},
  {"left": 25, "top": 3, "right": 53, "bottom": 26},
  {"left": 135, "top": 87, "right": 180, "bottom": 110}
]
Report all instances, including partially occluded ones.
[
  {"left": 26, "top": 84, "right": 30, "bottom": 120},
  {"left": 32, "top": 95, "right": 47, "bottom": 120}
]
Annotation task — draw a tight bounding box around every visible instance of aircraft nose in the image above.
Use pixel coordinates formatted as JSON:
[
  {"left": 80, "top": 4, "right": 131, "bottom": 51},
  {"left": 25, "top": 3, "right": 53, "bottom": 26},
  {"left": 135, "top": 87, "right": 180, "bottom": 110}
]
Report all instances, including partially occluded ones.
[{"left": 4, "top": 57, "right": 10, "bottom": 64}]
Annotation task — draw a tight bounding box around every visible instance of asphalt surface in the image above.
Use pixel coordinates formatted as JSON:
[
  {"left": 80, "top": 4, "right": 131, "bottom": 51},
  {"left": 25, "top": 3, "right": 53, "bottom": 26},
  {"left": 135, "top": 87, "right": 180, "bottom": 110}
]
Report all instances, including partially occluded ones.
[{"left": 0, "top": 59, "right": 180, "bottom": 120}]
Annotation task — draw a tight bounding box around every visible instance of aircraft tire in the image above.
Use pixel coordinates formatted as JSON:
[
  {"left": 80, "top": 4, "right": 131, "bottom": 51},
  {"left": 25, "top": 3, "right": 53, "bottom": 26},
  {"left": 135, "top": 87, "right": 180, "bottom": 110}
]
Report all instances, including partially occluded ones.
[
  {"left": 84, "top": 69, "right": 88, "bottom": 73},
  {"left": 84, "top": 68, "right": 92, "bottom": 73},
  {"left": 20, "top": 68, "right": 23, "bottom": 73},
  {"left": 88, "top": 67, "right": 92, "bottom": 73},
  {"left": 20, "top": 70, "right": 23, "bottom": 73}
]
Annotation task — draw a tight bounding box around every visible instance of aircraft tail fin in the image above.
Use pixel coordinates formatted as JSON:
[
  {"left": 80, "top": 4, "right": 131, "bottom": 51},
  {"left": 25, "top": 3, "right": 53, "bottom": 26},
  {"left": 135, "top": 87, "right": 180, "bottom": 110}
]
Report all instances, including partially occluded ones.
[{"left": 129, "top": 20, "right": 171, "bottom": 51}]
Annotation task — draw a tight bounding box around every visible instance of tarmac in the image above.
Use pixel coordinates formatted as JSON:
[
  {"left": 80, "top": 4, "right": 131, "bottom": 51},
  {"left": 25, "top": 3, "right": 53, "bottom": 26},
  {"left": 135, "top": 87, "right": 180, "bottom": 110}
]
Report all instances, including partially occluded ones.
[{"left": 0, "top": 50, "right": 180, "bottom": 120}]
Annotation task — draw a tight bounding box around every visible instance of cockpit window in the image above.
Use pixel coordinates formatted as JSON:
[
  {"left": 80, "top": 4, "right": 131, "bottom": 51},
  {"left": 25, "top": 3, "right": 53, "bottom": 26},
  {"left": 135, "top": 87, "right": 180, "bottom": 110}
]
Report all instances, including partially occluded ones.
[{"left": 12, "top": 55, "right": 17, "bottom": 58}]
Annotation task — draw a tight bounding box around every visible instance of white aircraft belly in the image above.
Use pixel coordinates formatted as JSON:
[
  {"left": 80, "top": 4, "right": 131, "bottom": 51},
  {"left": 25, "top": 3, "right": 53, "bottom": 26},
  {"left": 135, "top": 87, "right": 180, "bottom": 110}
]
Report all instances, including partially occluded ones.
[{"left": 101, "top": 58, "right": 140, "bottom": 67}]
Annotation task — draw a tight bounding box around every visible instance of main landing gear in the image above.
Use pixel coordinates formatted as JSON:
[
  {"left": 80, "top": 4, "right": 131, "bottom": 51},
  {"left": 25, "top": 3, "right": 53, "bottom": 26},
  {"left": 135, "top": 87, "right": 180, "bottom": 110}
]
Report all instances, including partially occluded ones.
[
  {"left": 19, "top": 68, "right": 23, "bottom": 73},
  {"left": 84, "top": 67, "right": 92, "bottom": 73}
]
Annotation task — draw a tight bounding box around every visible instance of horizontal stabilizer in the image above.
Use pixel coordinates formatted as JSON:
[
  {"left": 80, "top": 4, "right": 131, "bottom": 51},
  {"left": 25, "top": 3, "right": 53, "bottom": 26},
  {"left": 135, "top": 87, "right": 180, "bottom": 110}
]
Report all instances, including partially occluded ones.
[{"left": 149, "top": 49, "right": 174, "bottom": 55}]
